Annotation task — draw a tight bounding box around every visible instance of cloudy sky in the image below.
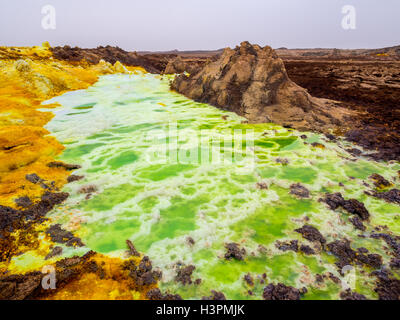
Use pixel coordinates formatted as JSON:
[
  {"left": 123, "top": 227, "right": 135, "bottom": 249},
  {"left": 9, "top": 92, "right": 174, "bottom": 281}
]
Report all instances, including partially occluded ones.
[{"left": 0, "top": 0, "right": 398, "bottom": 51}]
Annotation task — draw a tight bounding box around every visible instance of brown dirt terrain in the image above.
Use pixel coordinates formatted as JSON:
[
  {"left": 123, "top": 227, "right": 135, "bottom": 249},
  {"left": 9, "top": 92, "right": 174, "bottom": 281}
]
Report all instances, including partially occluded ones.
[
  {"left": 151, "top": 46, "right": 400, "bottom": 161},
  {"left": 283, "top": 59, "right": 400, "bottom": 161}
]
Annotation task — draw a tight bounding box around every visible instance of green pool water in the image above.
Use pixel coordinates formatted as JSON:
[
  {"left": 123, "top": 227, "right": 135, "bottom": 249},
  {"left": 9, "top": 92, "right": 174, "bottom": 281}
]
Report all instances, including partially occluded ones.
[{"left": 44, "top": 72, "right": 400, "bottom": 300}]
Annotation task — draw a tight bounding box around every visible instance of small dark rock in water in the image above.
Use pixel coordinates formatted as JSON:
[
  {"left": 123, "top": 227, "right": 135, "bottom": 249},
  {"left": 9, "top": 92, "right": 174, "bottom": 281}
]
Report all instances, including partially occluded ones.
[
  {"left": 325, "top": 134, "right": 336, "bottom": 141},
  {"left": 327, "top": 272, "right": 341, "bottom": 284},
  {"left": 369, "top": 189, "right": 400, "bottom": 205},
  {"left": 373, "top": 271, "right": 400, "bottom": 300},
  {"left": 357, "top": 247, "right": 369, "bottom": 254},
  {"left": 369, "top": 173, "right": 392, "bottom": 189},
  {"left": 290, "top": 183, "right": 310, "bottom": 198},
  {"left": 276, "top": 158, "right": 289, "bottom": 165},
  {"left": 300, "top": 244, "right": 315, "bottom": 255},
  {"left": 0, "top": 272, "right": 43, "bottom": 300},
  {"left": 78, "top": 185, "right": 98, "bottom": 194},
  {"left": 323, "top": 193, "right": 370, "bottom": 220},
  {"left": 295, "top": 225, "right": 326, "bottom": 244},
  {"left": 315, "top": 274, "right": 324, "bottom": 283},
  {"left": 390, "top": 258, "right": 400, "bottom": 269},
  {"left": 126, "top": 240, "right": 140, "bottom": 257},
  {"left": 14, "top": 196, "right": 32, "bottom": 208},
  {"left": 202, "top": 290, "right": 226, "bottom": 300},
  {"left": 146, "top": 288, "right": 182, "bottom": 300},
  {"left": 186, "top": 237, "right": 195, "bottom": 246},
  {"left": 47, "top": 161, "right": 82, "bottom": 171},
  {"left": 342, "top": 199, "right": 370, "bottom": 220},
  {"left": 25, "top": 173, "right": 41, "bottom": 184},
  {"left": 45, "top": 246, "right": 63, "bottom": 260},
  {"left": 300, "top": 135, "right": 307, "bottom": 139},
  {"left": 340, "top": 289, "right": 367, "bottom": 300},
  {"left": 175, "top": 265, "right": 196, "bottom": 285},
  {"left": 67, "top": 175, "right": 84, "bottom": 183},
  {"left": 275, "top": 240, "right": 298, "bottom": 252},
  {"left": 349, "top": 216, "right": 366, "bottom": 231},
  {"left": 8, "top": 191, "right": 69, "bottom": 228},
  {"left": 311, "top": 142, "right": 325, "bottom": 148},
  {"left": 244, "top": 273, "right": 254, "bottom": 286},
  {"left": 39, "top": 181, "right": 51, "bottom": 190},
  {"left": 45, "top": 224, "right": 85, "bottom": 247},
  {"left": 323, "top": 192, "right": 346, "bottom": 210},
  {"left": 224, "top": 243, "right": 246, "bottom": 261},
  {"left": 256, "top": 182, "right": 268, "bottom": 190},
  {"left": 346, "top": 148, "right": 363, "bottom": 157},
  {"left": 370, "top": 233, "right": 400, "bottom": 258},
  {"left": 357, "top": 253, "right": 383, "bottom": 269},
  {"left": 123, "top": 256, "right": 162, "bottom": 287},
  {"left": 263, "top": 283, "right": 301, "bottom": 300}
]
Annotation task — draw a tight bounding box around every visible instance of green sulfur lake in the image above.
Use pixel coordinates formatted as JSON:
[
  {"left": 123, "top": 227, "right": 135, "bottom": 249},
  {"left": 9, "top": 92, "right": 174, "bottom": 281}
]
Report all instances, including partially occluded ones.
[{"left": 40, "top": 72, "right": 400, "bottom": 300}]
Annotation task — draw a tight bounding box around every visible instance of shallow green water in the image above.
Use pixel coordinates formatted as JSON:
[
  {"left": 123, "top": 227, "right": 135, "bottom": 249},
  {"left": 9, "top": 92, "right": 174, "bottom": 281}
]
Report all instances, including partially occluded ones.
[{"left": 44, "top": 72, "right": 400, "bottom": 299}]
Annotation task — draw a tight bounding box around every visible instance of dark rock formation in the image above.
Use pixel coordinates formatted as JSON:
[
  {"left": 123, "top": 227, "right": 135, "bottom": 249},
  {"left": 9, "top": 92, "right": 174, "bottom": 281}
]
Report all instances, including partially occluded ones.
[
  {"left": 327, "top": 239, "right": 383, "bottom": 272},
  {"left": 373, "top": 270, "right": 400, "bottom": 300},
  {"left": 244, "top": 273, "right": 254, "bottom": 286},
  {"left": 349, "top": 216, "right": 366, "bottom": 231},
  {"left": 51, "top": 45, "right": 166, "bottom": 73},
  {"left": 323, "top": 193, "right": 370, "bottom": 220},
  {"left": 262, "top": 283, "right": 302, "bottom": 300},
  {"left": 300, "top": 244, "right": 315, "bottom": 255},
  {"left": 45, "top": 224, "right": 85, "bottom": 247},
  {"left": 370, "top": 233, "right": 400, "bottom": 258},
  {"left": 47, "top": 161, "right": 81, "bottom": 171},
  {"left": 126, "top": 240, "right": 140, "bottom": 257},
  {"left": 45, "top": 246, "right": 63, "bottom": 260},
  {"left": 294, "top": 225, "right": 326, "bottom": 244},
  {"left": 122, "top": 256, "right": 162, "bottom": 288},
  {"left": 164, "top": 56, "right": 187, "bottom": 74},
  {"left": 275, "top": 240, "right": 299, "bottom": 252},
  {"left": 14, "top": 196, "right": 32, "bottom": 208},
  {"left": 367, "top": 189, "right": 400, "bottom": 205},
  {"left": 340, "top": 289, "right": 367, "bottom": 300},
  {"left": 175, "top": 265, "right": 196, "bottom": 285},
  {"left": 67, "top": 175, "right": 84, "bottom": 183},
  {"left": 369, "top": 173, "right": 392, "bottom": 189},
  {"left": 146, "top": 288, "right": 182, "bottom": 300}
]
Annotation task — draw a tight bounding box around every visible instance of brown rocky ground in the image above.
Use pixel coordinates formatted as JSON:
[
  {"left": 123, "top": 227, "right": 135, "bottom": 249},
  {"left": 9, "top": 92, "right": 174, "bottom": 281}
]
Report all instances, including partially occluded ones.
[{"left": 172, "top": 42, "right": 355, "bottom": 135}]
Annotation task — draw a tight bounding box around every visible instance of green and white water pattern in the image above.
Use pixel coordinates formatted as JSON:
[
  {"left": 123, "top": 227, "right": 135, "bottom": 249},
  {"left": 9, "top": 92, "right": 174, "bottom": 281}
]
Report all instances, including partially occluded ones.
[{"left": 44, "top": 72, "right": 400, "bottom": 300}]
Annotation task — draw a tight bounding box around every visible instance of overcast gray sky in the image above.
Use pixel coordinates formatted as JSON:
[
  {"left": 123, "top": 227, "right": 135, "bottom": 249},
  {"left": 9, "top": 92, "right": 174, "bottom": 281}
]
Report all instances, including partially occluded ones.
[{"left": 0, "top": 0, "right": 398, "bottom": 51}]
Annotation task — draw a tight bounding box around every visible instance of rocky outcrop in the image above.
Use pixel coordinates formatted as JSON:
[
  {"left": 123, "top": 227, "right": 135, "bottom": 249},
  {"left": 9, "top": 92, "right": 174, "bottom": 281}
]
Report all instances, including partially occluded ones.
[
  {"left": 51, "top": 45, "right": 165, "bottom": 73},
  {"left": 171, "top": 41, "right": 355, "bottom": 132},
  {"left": 164, "top": 56, "right": 187, "bottom": 74}
]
